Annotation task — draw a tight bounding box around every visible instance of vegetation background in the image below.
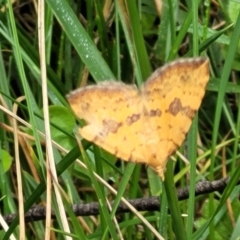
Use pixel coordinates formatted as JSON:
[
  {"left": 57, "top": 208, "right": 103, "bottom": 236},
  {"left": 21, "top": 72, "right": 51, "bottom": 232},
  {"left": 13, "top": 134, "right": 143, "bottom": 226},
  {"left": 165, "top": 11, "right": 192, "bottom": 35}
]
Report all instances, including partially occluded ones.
[{"left": 0, "top": 0, "right": 240, "bottom": 239}]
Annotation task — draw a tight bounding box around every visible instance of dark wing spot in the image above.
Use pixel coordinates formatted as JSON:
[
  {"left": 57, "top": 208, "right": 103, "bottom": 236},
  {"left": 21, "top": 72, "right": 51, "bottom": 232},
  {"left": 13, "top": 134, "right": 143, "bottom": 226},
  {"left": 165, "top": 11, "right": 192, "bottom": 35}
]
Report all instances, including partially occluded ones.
[
  {"left": 168, "top": 98, "right": 182, "bottom": 116},
  {"left": 126, "top": 114, "right": 141, "bottom": 125},
  {"left": 168, "top": 98, "right": 195, "bottom": 119},
  {"left": 100, "top": 119, "right": 122, "bottom": 137},
  {"left": 149, "top": 108, "right": 162, "bottom": 117}
]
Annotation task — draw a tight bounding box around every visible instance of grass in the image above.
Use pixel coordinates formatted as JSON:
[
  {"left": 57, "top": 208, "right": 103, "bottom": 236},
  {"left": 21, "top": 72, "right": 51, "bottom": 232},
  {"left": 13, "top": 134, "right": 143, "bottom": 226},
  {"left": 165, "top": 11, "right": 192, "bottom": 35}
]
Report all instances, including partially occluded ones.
[{"left": 0, "top": 0, "right": 240, "bottom": 239}]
